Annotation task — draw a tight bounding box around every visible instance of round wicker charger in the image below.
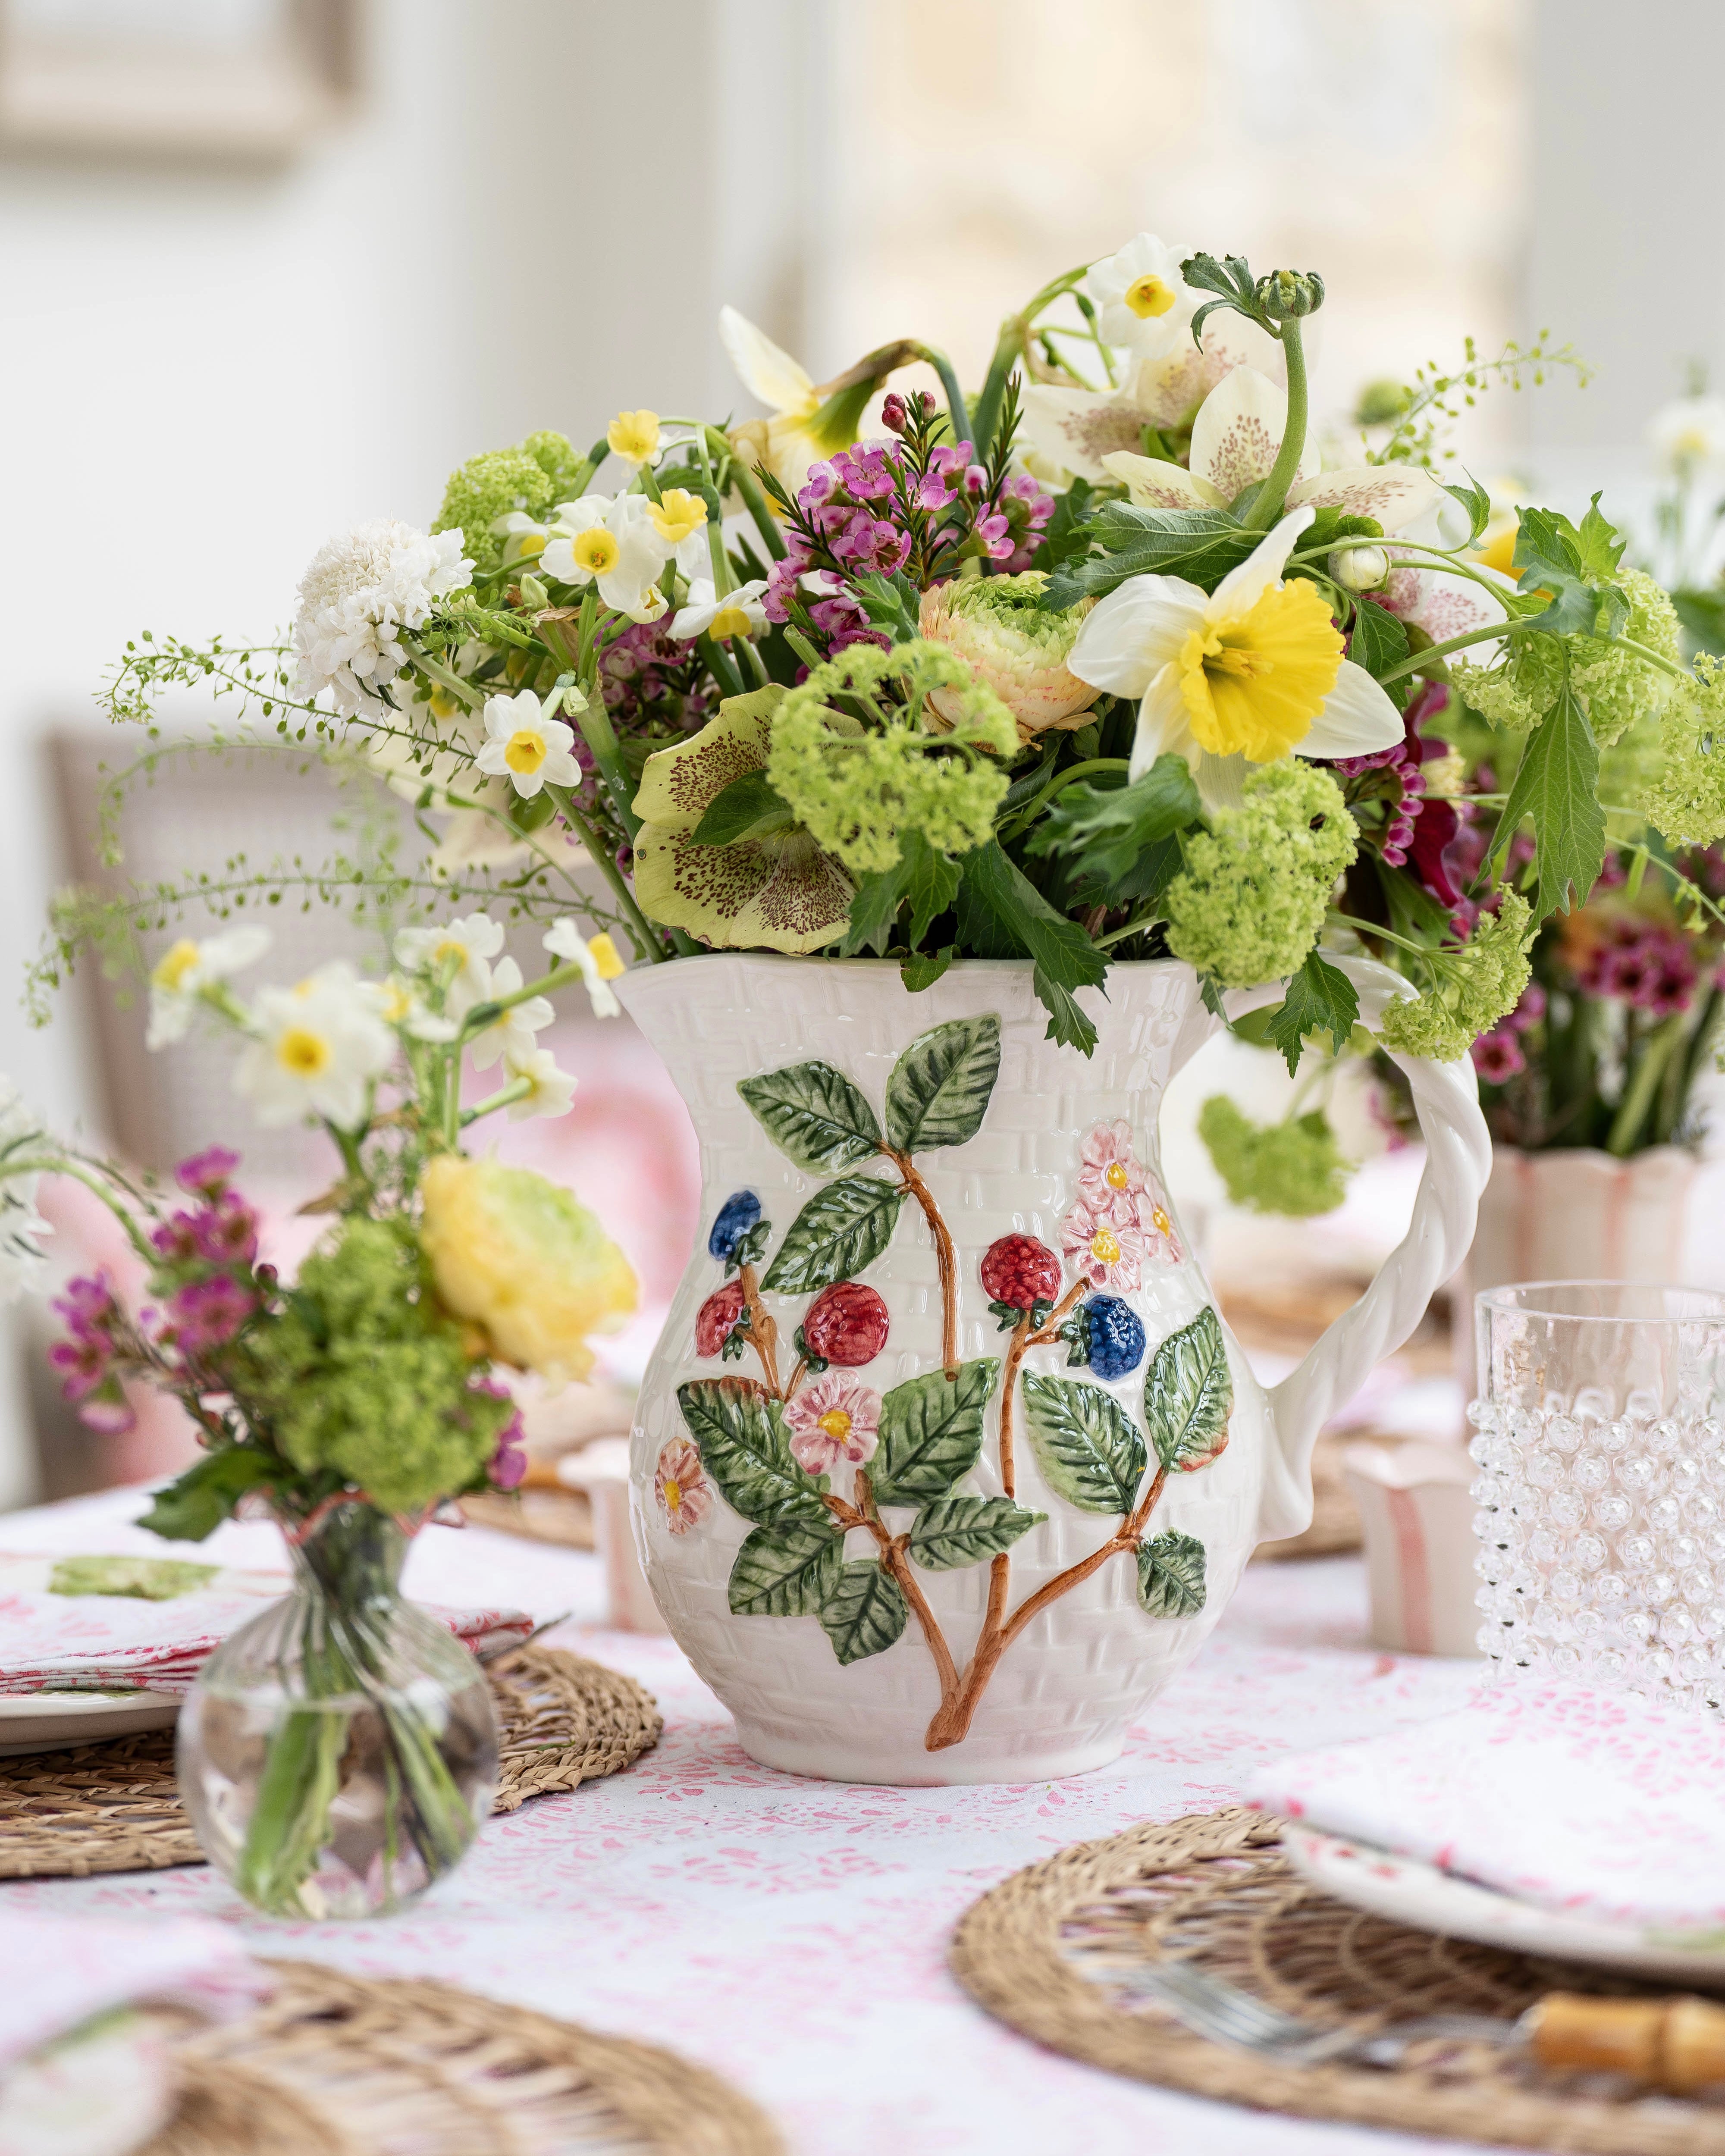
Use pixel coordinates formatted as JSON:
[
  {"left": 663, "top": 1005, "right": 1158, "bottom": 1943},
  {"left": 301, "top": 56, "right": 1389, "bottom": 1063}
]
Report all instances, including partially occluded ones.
[
  {"left": 951, "top": 1806, "right": 1725, "bottom": 2154},
  {"left": 0, "top": 1644, "right": 661, "bottom": 1879},
  {"left": 144, "top": 1959, "right": 781, "bottom": 2156}
]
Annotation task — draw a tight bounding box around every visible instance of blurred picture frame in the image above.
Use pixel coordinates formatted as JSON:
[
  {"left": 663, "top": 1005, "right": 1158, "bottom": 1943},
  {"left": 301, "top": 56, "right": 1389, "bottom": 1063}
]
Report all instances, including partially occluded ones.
[{"left": 0, "top": 0, "right": 358, "bottom": 163}]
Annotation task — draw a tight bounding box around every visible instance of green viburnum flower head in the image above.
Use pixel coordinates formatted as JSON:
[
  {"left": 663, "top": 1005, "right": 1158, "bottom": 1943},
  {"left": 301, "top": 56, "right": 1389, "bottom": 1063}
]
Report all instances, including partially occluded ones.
[
  {"left": 768, "top": 639, "right": 1019, "bottom": 877},
  {"left": 235, "top": 1216, "right": 509, "bottom": 1514},
  {"left": 434, "top": 446, "right": 560, "bottom": 575},
  {"left": 1639, "top": 653, "right": 1725, "bottom": 845},
  {"left": 1197, "top": 1096, "right": 1352, "bottom": 1218},
  {"left": 1451, "top": 570, "right": 1681, "bottom": 748},
  {"left": 1162, "top": 761, "right": 1357, "bottom": 988},
  {"left": 518, "top": 430, "right": 584, "bottom": 501},
  {"left": 1377, "top": 890, "right": 1534, "bottom": 1063}
]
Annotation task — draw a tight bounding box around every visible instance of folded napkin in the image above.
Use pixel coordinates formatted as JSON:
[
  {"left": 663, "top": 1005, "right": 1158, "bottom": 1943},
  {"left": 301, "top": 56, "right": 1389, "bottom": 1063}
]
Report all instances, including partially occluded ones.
[
  {"left": 1248, "top": 1680, "right": 1725, "bottom": 1937},
  {"left": 0, "top": 1551, "right": 533, "bottom": 1695},
  {"left": 0, "top": 1911, "right": 267, "bottom": 2071}
]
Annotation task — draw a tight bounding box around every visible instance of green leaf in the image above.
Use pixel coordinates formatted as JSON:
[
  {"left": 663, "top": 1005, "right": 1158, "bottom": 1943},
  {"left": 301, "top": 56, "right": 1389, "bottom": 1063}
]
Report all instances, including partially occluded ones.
[
  {"left": 1348, "top": 597, "right": 1409, "bottom": 680},
  {"left": 1265, "top": 952, "right": 1362, "bottom": 1077},
  {"left": 838, "top": 862, "right": 911, "bottom": 957},
  {"left": 957, "top": 841, "right": 1107, "bottom": 1055},
  {"left": 1021, "top": 1372, "right": 1147, "bottom": 1514},
  {"left": 871, "top": 1358, "right": 1000, "bottom": 1504},
  {"left": 1488, "top": 681, "right": 1604, "bottom": 920},
  {"left": 902, "top": 828, "right": 962, "bottom": 948},
  {"left": 138, "top": 1448, "right": 280, "bottom": 1543},
  {"left": 1440, "top": 472, "right": 1492, "bottom": 546},
  {"left": 819, "top": 1560, "right": 908, "bottom": 1664},
  {"left": 759, "top": 1175, "right": 904, "bottom": 1294},
  {"left": 1136, "top": 1529, "right": 1207, "bottom": 1618},
  {"left": 1042, "top": 505, "right": 1258, "bottom": 611},
  {"left": 884, "top": 1014, "right": 1001, "bottom": 1154},
  {"left": 907, "top": 1495, "right": 1045, "bottom": 1571},
  {"left": 1512, "top": 498, "right": 1630, "bottom": 641},
  {"left": 1144, "top": 1307, "right": 1233, "bottom": 1474},
  {"left": 901, "top": 947, "right": 955, "bottom": 993},
  {"left": 728, "top": 1520, "right": 843, "bottom": 1616},
  {"left": 1026, "top": 755, "right": 1202, "bottom": 883},
  {"left": 676, "top": 1378, "right": 830, "bottom": 1527},
  {"left": 737, "top": 1061, "right": 883, "bottom": 1173},
  {"left": 692, "top": 769, "right": 795, "bottom": 846}
]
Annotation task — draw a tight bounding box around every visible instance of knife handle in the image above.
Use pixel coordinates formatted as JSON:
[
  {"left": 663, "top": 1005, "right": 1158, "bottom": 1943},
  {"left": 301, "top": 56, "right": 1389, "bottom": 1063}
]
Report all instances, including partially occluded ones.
[{"left": 1527, "top": 1993, "right": 1725, "bottom": 2092}]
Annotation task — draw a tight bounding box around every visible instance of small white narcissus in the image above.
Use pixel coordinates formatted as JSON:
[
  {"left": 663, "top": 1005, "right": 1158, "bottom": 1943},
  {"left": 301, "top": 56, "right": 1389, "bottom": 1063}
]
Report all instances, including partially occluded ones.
[
  {"left": 501, "top": 1046, "right": 578, "bottom": 1122},
  {"left": 474, "top": 689, "right": 581, "bottom": 800},
  {"left": 539, "top": 493, "right": 672, "bottom": 620},
  {"left": 1083, "top": 232, "right": 1201, "bottom": 358},
  {"left": 466, "top": 958, "right": 553, "bottom": 1074},
  {"left": 393, "top": 912, "right": 504, "bottom": 1022},
  {"left": 543, "top": 918, "right": 626, "bottom": 1018},
  {"left": 146, "top": 926, "right": 272, "bottom": 1051},
  {"left": 233, "top": 962, "right": 395, "bottom": 1130},
  {"left": 669, "top": 577, "right": 770, "bottom": 645}
]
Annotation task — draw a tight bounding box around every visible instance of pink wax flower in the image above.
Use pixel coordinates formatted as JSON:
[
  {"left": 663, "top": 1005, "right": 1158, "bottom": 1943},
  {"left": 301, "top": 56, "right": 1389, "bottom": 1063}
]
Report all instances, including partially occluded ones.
[
  {"left": 150, "top": 1211, "right": 202, "bottom": 1265},
  {"left": 77, "top": 1384, "right": 137, "bottom": 1437},
  {"left": 176, "top": 1146, "right": 240, "bottom": 1197},
  {"left": 1471, "top": 1029, "right": 1526, "bottom": 1084},
  {"left": 168, "top": 1274, "right": 256, "bottom": 1354},
  {"left": 783, "top": 1373, "right": 881, "bottom": 1476},
  {"left": 654, "top": 1438, "right": 712, "bottom": 1536},
  {"left": 192, "top": 1194, "right": 259, "bottom": 1268},
  {"left": 1504, "top": 982, "right": 1546, "bottom": 1034},
  {"left": 52, "top": 1272, "right": 119, "bottom": 1343},
  {"left": 48, "top": 1332, "right": 109, "bottom": 1403},
  {"left": 488, "top": 1413, "right": 528, "bottom": 1492},
  {"left": 1060, "top": 1195, "right": 1147, "bottom": 1291}
]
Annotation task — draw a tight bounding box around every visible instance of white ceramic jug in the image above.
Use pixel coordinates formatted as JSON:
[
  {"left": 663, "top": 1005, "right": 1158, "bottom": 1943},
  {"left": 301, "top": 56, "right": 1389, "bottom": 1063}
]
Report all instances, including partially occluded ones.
[{"left": 617, "top": 953, "right": 1488, "bottom": 1785}]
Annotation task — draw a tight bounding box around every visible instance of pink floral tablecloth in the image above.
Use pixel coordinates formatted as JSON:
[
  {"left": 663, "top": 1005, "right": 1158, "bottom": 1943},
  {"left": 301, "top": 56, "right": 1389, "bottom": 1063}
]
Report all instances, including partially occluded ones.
[{"left": 0, "top": 1487, "right": 1489, "bottom": 2156}]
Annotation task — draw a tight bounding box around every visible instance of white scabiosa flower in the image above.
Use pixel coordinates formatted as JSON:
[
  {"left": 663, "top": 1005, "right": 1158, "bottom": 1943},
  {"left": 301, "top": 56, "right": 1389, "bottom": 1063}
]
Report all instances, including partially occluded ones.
[
  {"left": 0, "top": 1081, "right": 50, "bottom": 1304},
  {"left": 474, "top": 689, "right": 581, "bottom": 799},
  {"left": 146, "top": 926, "right": 272, "bottom": 1050},
  {"left": 543, "top": 918, "right": 625, "bottom": 1018},
  {"left": 232, "top": 962, "right": 396, "bottom": 1130},
  {"left": 292, "top": 520, "right": 473, "bottom": 717},
  {"left": 539, "top": 494, "right": 671, "bottom": 619},
  {"left": 502, "top": 1047, "right": 578, "bottom": 1121},
  {"left": 466, "top": 958, "right": 553, "bottom": 1072},
  {"left": 668, "top": 577, "right": 770, "bottom": 644},
  {"left": 393, "top": 913, "right": 505, "bottom": 1022}
]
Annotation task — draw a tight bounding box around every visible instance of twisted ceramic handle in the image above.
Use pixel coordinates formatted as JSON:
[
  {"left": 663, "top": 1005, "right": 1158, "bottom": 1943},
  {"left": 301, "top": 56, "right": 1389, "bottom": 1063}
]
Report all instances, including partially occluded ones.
[{"left": 1222, "top": 954, "right": 1492, "bottom": 1545}]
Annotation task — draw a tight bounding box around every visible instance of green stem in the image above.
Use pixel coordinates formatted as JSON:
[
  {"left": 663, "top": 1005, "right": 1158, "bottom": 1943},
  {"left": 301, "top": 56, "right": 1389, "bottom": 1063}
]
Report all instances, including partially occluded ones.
[
  {"left": 1327, "top": 911, "right": 1429, "bottom": 957},
  {"left": 1095, "top": 911, "right": 1165, "bottom": 949},
  {"left": 1241, "top": 320, "right": 1307, "bottom": 531},
  {"left": 1607, "top": 1010, "right": 1687, "bottom": 1157},
  {"left": 997, "top": 756, "right": 1129, "bottom": 838},
  {"left": 737, "top": 637, "right": 772, "bottom": 689},
  {"left": 908, "top": 343, "right": 970, "bottom": 446},
  {"left": 9, "top": 1158, "right": 158, "bottom": 1264},
  {"left": 701, "top": 635, "right": 745, "bottom": 699},
  {"left": 556, "top": 793, "right": 667, "bottom": 963},
  {"left": 1376, "top": 617, "right": 1689, "bottom": 692},
  {"left": 463, "top": 1076, "right": 533, "bottom": 1124},
  {"left": 575, "top": 704, "right": 641, "bottom": 843},
  {"left": 703, "top": 426, "right": 785, "bottom": 561}
]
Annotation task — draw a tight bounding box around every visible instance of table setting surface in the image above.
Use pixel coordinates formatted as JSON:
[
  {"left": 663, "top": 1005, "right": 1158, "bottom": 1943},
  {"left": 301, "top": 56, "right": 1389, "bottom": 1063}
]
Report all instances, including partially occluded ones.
[{"left": 0, "top": 1485, "right": 1505, "bottom": 2156}]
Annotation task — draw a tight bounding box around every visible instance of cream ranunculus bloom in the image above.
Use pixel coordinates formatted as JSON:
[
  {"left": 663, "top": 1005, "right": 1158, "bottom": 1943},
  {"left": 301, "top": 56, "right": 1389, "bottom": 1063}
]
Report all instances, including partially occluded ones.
[{"left": 1066, "top": 506, "right": 1404, "bottom": 810}]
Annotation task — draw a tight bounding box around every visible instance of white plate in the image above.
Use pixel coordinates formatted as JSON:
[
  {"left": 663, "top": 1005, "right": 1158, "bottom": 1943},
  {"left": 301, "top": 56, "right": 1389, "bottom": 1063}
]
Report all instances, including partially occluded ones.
[
  {"left": 1282, "top": 1822, "right": 1725, "bottom": 1987},
  {"left": 0, "top": 1690, "right": 180, "bottom": 1755}
]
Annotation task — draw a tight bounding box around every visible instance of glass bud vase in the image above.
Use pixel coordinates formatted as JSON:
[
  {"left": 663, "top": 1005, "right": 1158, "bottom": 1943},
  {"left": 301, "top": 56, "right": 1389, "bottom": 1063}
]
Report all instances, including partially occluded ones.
[{"left": 176, "top": 1502, "right": 499, "bottom": 1918}]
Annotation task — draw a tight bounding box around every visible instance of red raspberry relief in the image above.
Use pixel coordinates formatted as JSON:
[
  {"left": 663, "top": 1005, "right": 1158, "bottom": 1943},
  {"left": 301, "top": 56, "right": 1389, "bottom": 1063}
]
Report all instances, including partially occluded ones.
[
  {"left": 980, "top": 1234, "right": 1060, "bottom": 1311},
  {"left": 802, "top": 1282, "right": 889, "bottom": 1366},
  {"left": 695, "top": 1281, "right": 745, "bottom": 1357}
]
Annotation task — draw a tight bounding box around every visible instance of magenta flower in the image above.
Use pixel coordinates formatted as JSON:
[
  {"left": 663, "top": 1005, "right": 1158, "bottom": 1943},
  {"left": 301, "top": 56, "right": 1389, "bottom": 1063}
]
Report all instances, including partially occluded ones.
[
  {"left": 488, "top": 1413, "right": 528, "bottom": 1491},
  {"left": 48, "top": 1332, "right": 109, "bottom": 1403},
  {"left": 52, "top": 1272, "right": 119, "bottom": 1343},
  {"left": 1504, "top": 983, "right": 1546, "bottom": 1034},
  {"left": 176, "top": 1146, "right": 240, "bottom": 1197},
  {"left": 168, "top": 1274, "right": 256, "bottom": 1354},
  {"left": 783, "top": 1373, "right": 881, "bottom": 1476},
  {"left": 192, "top": 1194, "right": 259, "bottom": 1268},
  {"left": 77, "top": 1385, "right": 136, "bottom": 1437},
  {"left": 1471, "top": 1030, "right": 1527, "bottom": 1083},
  {"left": 150, "top": 1212, "right": 202, "bottom": 1265}
]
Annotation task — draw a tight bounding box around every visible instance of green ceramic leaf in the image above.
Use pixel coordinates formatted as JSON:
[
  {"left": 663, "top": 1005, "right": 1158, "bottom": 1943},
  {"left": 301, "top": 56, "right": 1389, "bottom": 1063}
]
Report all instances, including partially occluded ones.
[
  {"left": 676, "top": 1378, "right": 830, "bottom": 1527},
  {"left": 1021, "top": 1372, "right": 1147, "bottom": 1514},
  {"left": 819, "top": 1559, "right": 909, "bottom": 1665},
  {"left": 737, "top": 1061, "right": 883, "bottom": 1173},
  {"left": 870, "top": 1359, "right": 1000, "bottom": 1505},
  {"left": 1144, "top": 1307, "right": 1233, "bottom": 1474},
  {"left": 727, "top": 1520, "right": 844, "bottom": 1616},
  {"left": 1136, "top": 1529, "right": 1207, "bottom": 1618},
  {"left": 759, "top": 1175, "right": 903, "bottom": 1294},
  {"left": 906, "top": 1495, "right": 1045, "bottom": 1571},
  {"left": 883, "top": 1014, "right": 1002, "bottom": 1155}
]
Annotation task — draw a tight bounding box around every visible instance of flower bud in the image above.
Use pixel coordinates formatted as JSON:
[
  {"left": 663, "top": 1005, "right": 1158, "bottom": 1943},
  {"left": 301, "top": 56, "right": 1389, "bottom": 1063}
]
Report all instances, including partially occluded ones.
[
  {"left": 1330, "top": 544, "right": 1389, "bottom": 592},
  {"left": 1254, "top": 269, "right": 1325, "bottom": 320},
  {"left": 517, "top": 572, "right": 550, "bottom": 610},
  {"left": 881, "top": 392, "right": 909, "bottom": 435}
]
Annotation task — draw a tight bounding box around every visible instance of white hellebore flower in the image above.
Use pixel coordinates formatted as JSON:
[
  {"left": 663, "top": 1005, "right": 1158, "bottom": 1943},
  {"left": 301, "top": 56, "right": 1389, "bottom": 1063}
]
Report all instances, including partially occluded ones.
[
  {"left": 234, "top": 962, "right": 395, "bottom": 1130},
  {"left": 1084, "top": 232, "right": 1202, "bottom": 358},
  {"left": 146, "top": 926, "right": 272, "bottom": 1051},
  {"left": 394, "top": 913, "right": 505, "bottom": 1022},
  {"left": 539, "top": 494, "right": 671, "bottom": 620},
  {"left": 1067, "top": 506, "right": 1404, "bottom": 812},
  {"left": 669, "top": 577, "right": 770, "bottom": 644},
  {"left": 0, "top": 1079, "right": 50, "bottom": 1304},
  {"left": 467, "top": 958, "right": 553, "bottom": 1072},
  {"left": 543, "top": 918, "right": 625, "bottom": 1018},
  {"left": 1648, "top": 395, "right": 1725, "bottom": 477},
  {"left": 474, "top": 689, "right": 580, "bottom": 800},
  {"left": 293, "top": 520, "right": 472, "bottom": 718},
  {"left": 502, "top": 1047, "right": 578, "bottom": 1122}
]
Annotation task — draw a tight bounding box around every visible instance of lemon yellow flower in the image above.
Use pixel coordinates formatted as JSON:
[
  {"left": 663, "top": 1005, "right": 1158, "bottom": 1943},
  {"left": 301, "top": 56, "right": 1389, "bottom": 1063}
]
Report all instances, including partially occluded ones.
[
  {"left": 649, "top": 488, "right": 707, "bottom": 546},
  {"left": 607, "top": 409, "right": 661, "bottom": 466},
  {"left": 419, "top": 1155, "right": 637, "bottom": 1386}
]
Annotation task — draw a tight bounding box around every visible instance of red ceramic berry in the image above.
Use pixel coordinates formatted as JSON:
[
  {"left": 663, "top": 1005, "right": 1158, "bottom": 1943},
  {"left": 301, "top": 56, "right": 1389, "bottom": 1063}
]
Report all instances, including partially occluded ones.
[
  {"left": 695, "top": 1281, "right": 745, "bottom": 1358},
  {"left": 980, "top": 1234, "right": 1060, "bottom": 1310},
  {"left": 803, "top": 1282, "right": 889, "bottom": 1367}
]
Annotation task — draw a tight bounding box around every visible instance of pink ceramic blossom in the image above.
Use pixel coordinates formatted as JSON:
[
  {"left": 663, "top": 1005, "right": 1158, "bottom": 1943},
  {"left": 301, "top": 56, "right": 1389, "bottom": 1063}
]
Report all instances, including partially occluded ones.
[
  {"left": 654, "top": 1438, "right": 712, "bottom": 1536},
  {"left": 1076, "top": 1120, "right": 1147, "bottom": 1214},
  {"left": 783, "top": 1373, "right": 881, "bottom": 1476},
  {"left": 1059, "top": 1196, "right": 1147, "bottom": 1291}
]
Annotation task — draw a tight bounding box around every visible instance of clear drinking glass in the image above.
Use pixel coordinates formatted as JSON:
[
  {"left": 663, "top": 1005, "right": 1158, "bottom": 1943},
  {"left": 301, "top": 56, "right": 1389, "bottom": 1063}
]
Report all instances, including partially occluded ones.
[
  {"left": 176, "top": 1503, "right": 499, "bottom": 1917},
  {"left": 1471, "top": 1282, "right": 1725, "bottom": 1705}
]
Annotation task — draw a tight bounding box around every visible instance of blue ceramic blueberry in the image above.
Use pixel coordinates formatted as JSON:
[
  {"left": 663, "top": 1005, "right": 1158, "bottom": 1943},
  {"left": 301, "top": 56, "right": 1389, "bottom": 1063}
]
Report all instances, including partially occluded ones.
[
  {"left": 1084, "top": 1294, "right": 1146, "bottom": 1379},
  {"left": 707, "top": 1189, "right": 762, "bottom": 1262}
]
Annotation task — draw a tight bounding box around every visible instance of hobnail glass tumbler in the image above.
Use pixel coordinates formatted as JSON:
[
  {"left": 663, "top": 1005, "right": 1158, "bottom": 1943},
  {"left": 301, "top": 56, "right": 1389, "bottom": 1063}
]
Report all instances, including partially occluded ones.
[{"left": 1470, "top": 1282, "right": 1725, "bottom": 1705}]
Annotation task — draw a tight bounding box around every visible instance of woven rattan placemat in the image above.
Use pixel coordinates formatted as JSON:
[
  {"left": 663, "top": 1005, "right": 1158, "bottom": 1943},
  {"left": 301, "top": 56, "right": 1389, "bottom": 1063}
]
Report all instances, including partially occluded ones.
[
  {"left": 146, "top": 1958, "right": 781, "bottom": 2156},
  {"left": 0, "top": 1643, "right": 662, "bottom": 1880},
  {"left": 951, "top": 1805, "right": 1725, "bottom": 2154}
]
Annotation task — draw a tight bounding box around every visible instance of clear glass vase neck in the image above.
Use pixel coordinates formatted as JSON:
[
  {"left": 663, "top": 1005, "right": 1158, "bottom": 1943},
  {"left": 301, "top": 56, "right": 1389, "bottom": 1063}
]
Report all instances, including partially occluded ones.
[{"left": 280, "top": 1501, "right": 408, "bottom": 1609}]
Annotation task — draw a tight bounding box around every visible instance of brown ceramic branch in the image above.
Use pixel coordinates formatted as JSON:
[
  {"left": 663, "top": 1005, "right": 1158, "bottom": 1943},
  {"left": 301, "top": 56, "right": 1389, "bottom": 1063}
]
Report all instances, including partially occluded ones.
[
  {"left": 737, "top": 1262, "right": 784, "bottom": 1398},
  {"left": 823, "top": 1476, "right": 962, "bottom": 1714},
  {"left": 884, "top": 1150, "right": 960, "bottom": 1376}
]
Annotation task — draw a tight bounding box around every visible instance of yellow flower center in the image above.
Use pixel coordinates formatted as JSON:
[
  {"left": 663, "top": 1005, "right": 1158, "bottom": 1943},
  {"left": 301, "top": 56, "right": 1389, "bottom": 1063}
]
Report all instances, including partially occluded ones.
[
  {"left": 429, "top": 685, "right": 461, "bottom": 720},
  {"left": 1125, "top": 273, "right": 1177, "bottom": 320},
  {"left": 277, "top": 1026, "right": 330, "bottom": 1077},
  {"left": 574, "top": 529, "right": 620, "bottom": 577},
  {"left": 433, "top": 937, "right": 468, "bottom": 969},
  {"left": 514, "top": 531, "right": 546, "bottom": 558},
  {"left": 709, "top": 605, "right": 753, "bottom": 640},
  {"left": 587, "top": 934, "right": 624, "bottom": 980},
  {"left": 649, "top": 488, "right": 707, "bottom": 544},
  {"left": 1090, "top": 1226, "right": 1122, "bottom": 1266},
  {"left": 505, "top": 729, "right": 547, "bottom": 774},
  {"left": 151, "top": 938, "right": 201, "bottom": 991},
  {"left": 663, "top": 1476, "right": 682, "bottom": 1513},
  {"left": 1105, "top": 1161, "right": 1129, "bottom": 1190},
  {"left": 817, "top": 1408, "right": 853, "bottom": 1443},
  {"left": 1177, "top": 579, "right": 1343, "bottom": 763},
  {"left": 379, "top": 982, "right": 411, "bottom": 1022},
  {"left": 607, "top": 408, "right": 660, "bottom": 463},
  {"left": 1152, "top": 1205, "right": 1172, "bottom": 1236}
]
